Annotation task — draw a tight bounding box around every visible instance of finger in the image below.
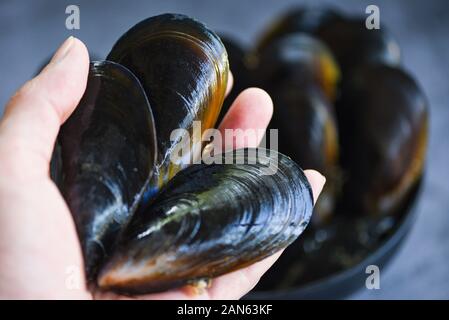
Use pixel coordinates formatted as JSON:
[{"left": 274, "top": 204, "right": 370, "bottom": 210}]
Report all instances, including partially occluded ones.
[
  {"left": 0, "top": 37, "right": 89, "bottom": 179},
  {"left": 304, "top": 169, "right": 326, "bottom": 203},
  {"left": 225, "top": 70, "right": 234, "bottom": 97},
  {"left": 217, "top": 87, "right": 273, "bottom": 151}
]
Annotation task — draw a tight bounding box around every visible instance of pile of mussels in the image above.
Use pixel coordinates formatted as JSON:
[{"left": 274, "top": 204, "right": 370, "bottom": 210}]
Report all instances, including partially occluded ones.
[
  {"left": 52, "top": 13, "right": 315, "bottom": 294},
  {"left": 219, "top": 7, "right": 428, "bottom": 290},
  {"left": 52, "top": 7, "right": 429, "bottom": 294}
]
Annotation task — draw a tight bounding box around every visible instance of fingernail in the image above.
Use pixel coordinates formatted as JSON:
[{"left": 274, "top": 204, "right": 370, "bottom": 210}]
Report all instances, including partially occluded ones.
[
  {"left": 50, "top": 36, "right": 75, "bottom": 64},
  {"left": 316, "top": 172, "right": 326, "bottom": 189},
  {"left": 304, "top": 170, "right": 326, "bottom": 204}
]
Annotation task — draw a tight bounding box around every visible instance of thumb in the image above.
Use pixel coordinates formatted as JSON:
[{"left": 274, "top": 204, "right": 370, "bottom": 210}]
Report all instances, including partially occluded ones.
[{"left": 0, "top": 37, "right": 89, "bottom": 179}]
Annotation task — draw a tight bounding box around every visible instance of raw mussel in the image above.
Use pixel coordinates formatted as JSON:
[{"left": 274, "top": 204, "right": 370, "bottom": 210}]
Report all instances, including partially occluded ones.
[
  {"left": 316, "top": 16, "right": 401, "bottom": 74},
  {"left": 253, "top": 33, "right": 340, "bottom": 101},
  {"left": 107, "top": 14, "right": 229, "bottom": 198},
  {"left": 337, "top": 64, "right": 428, "bottom": 216},
  {"left": 253, "top": 33, "right": 340, "bottom": 224},
  {"left": 53, "top": 60, "right": 157, "bottom": 278},
  {"left": 267, "top": 83, "right": 339, "bottom": 224},
  {"left": 53, "top": 13, "right": 315, "bottom": 294},
  {"left": 255, "top": 7, "right": 400, "bottom": 75},
  {"left": 255, "top": 7, "right": 342, "bottom": 54},
  {"left": 98, "top": 148, "right": 313, "bottom": 294}
]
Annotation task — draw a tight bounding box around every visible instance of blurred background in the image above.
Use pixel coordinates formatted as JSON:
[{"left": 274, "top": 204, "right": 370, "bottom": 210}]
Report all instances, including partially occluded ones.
[{"left": 0, "top": 0, "right": 448, "bottom": 299}]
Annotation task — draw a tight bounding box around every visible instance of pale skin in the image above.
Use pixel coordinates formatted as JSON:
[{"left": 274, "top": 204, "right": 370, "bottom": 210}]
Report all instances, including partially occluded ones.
[{"left": 0, "top": 37, "right": 325, "bottom": 299}]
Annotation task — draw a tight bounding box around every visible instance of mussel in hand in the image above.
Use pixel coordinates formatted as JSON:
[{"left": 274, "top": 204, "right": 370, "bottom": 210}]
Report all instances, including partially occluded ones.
[
  {"left": 107, "top": 14, "right": 229, "bottom": 198},
  {"left": 52, "top": 13, "right": 315, "bottom": 293},
  {"left": 98, "top": 149, "right": 313, "bottom": 294},
  {"left": 53, "top": 60, "right": 157, "bottom": 277}
]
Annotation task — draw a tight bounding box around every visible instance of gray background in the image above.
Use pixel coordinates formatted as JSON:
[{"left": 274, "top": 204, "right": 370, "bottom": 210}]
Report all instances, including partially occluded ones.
[{"left": 0, "top": 0, "right": 448, "bottom": 299}]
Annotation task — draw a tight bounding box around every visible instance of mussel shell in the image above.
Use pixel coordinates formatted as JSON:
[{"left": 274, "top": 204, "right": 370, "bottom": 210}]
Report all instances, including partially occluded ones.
[
  {"left": 254, "top": 33, "right": 340, "bottom": 101},
  {"left": 316, "top": 17, "right": 401, "bottom": 73},
  {"left": 268, "top": 83, "right": 339, "bottom": 224},
  {"left": 53, "top": 61, "right": 157, "bottom": 278},
  {"left": 97, "top": 148, "right": 313, "bottom": 294},
  {"left": 269, "top": 84, "right": 338, "bottom": 172},
  {"left": 337, "top": 64, "right": 428, "bottom": 216},
  {"left": 107, "top": 13, "right": 229, "bottom": 198},
  {"left": 252, "top": 33, "right": 340, "bottom": 223},
  {"left": 255, "top": 7, "right": 342, "bottom": 53}
]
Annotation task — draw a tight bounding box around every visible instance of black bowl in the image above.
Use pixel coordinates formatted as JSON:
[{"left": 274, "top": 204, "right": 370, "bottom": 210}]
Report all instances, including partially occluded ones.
[{"left": 245, "top": 178, "right": 423, "bottom": 300}]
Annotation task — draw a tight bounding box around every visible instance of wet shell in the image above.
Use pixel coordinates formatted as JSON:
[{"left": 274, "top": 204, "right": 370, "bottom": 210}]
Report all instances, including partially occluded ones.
[
  {"left": 254, "top": 33, "right": 340, "bottom": 101},
  {"left": 337, "top": 64, "right": 428, "bottom": 216},
  {"left": 107, "top": 14, "right": 229, "bottom": 199},
  {"left": 252, "top": 33, "right": 340, "bottom": 224},
  {"left": 316, "top": 17, "right": 401, "bottom": 73},
  {"left": 53, "top": 61, "right": 157, "bottom": 277},
  {"left": 97, "top": 148, "right": 314, "bottom": 294},
  {"left": 255, "top": 7, "right": 343, "bottom": 54},
  {"left": 268, "top": 83, "right": 339, "bottom": 224}
]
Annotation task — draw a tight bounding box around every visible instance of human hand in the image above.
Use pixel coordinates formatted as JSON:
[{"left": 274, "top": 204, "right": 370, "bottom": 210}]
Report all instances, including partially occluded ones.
[{"left": 0, "top": 37, "right": 325, "bottom": 299}]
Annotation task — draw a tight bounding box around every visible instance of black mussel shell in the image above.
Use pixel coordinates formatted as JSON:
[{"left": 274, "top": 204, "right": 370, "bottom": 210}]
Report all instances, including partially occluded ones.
[
  {"left": 52, "top": 61, "right": 157, "bottom": 278},
  {"left": 254, "top": 33, "right": 340, "bottom": 101},
  {"left": 337, "top": 64, "right": 428, "bottom": 216},
  {"left": 252, "top": 32, "right": 340, "bottom": 224},
  {"left": 255, "top": 7, "right": 343, "bottom": 54},
  {"left": 268, "top": 83, "right": 339, "bottom": 224},
  {"left": 316, "top": 17, "right": 401, "bottom": 73},
  {"left": 97, "top": 148, "right": 313, "bottom": 294},
  {"left": 107, "top": 13, "right": 229, "bottom": 199},
  {"left": 217, "top": 35, "right": 253, "bottom": 123}
]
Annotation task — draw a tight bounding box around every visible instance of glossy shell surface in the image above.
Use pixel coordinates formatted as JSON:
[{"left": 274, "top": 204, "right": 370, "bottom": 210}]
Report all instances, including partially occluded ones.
[
  {"left": 54, "top": 61, "right": 157, "bottom": 277},
  {"left": 107, "top": 14, "right": 229, "bottom": 198},
  {"left": 97, "top": 148, "right": 314, "bottom": 294}
]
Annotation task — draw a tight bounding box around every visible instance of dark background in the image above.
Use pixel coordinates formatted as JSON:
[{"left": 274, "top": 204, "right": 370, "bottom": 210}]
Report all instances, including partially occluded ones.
[{"left": 0, "top": 0, "right": 448, "bottom": 299}]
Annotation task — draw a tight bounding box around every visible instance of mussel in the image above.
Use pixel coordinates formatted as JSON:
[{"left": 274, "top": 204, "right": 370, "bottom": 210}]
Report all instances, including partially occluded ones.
[
  {"left": 316, "top": 17, "right": 401, "bottom": 73},
  {"left": 267, "top": 83, "right": 339, "bottom": 224},
  {"left": 98, "top": 148, "right": 313, "bottom": 294},
  {"left": 337, "top": 64, "right": 428, "bottom": 216},
  {"left": 53, "top": 13, "right": 315, "bottom": 293},
  {"left": 253, "top": 33, "right": 340, "bottom": 101},
  {"left": 255, "top": 7, "right": 342, "bottom": 54},
  {"left": 256, "top": 7, "right": 400, "bottom": 75},
  {"left": 249, "top": 7, "right": 428, "bottom": 295},
  {"left": 253, "top": 33, "right": 340, "bottom": 224},
  {"left": 107, "top": 14, "right": 229, "bottom": 199},
  {"left": 53, "top": 60, "right": 157, "bottom": 277}
]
